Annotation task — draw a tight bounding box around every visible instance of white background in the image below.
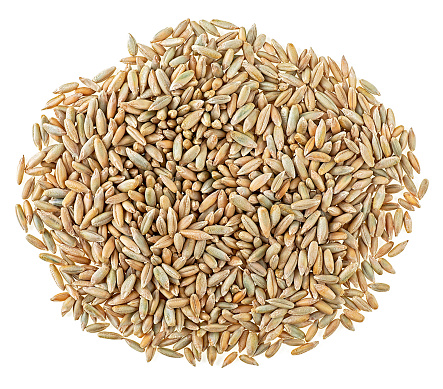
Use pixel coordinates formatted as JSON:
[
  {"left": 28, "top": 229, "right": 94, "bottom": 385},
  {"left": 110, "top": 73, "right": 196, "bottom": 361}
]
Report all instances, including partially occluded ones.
[{"left": 1, "top": 1, "right": 442, "bottom": 388}]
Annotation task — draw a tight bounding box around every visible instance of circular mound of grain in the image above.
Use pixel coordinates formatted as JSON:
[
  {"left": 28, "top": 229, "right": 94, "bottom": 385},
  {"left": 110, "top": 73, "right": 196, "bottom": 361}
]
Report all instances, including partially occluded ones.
[{"left": 16, "top": 19, "right": 428, "bottom": 366}]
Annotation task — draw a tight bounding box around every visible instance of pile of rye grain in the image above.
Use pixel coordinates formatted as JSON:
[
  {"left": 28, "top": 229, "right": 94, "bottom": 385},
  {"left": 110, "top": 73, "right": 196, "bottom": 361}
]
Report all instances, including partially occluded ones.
[{"left": 16, "top": 19, "right": 428, "bottom": 366}]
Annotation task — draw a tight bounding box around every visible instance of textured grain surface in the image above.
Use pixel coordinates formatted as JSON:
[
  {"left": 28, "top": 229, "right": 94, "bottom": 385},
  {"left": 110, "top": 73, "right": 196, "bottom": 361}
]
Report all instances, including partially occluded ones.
[{"left": 15, "top": 18, "right": 427, "bottom": 366}]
